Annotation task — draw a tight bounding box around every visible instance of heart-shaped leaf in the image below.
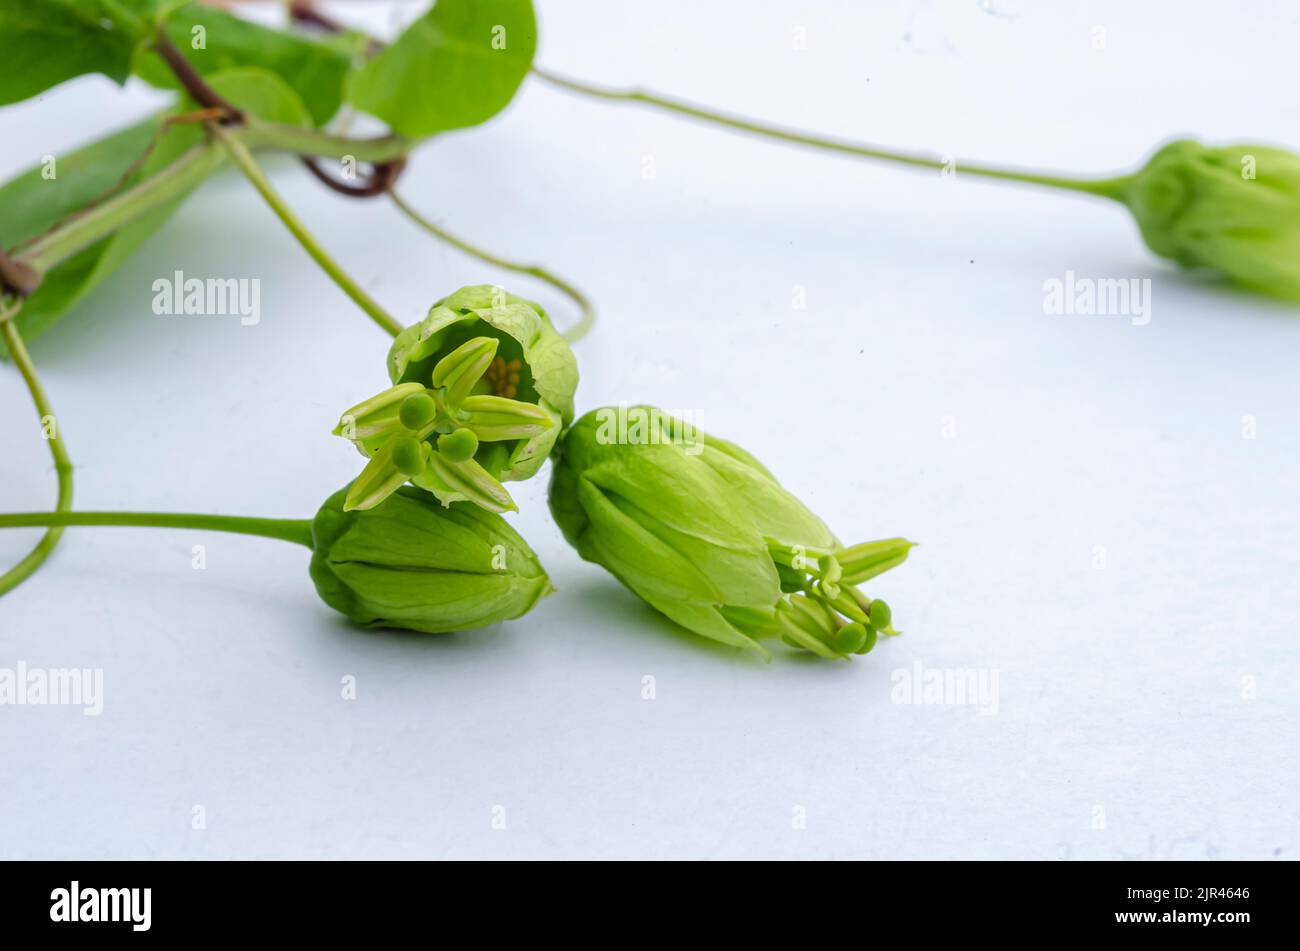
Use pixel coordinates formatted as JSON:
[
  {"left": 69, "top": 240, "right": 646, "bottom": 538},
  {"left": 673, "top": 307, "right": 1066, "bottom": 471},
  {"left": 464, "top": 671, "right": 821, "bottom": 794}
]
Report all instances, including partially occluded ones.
[{"left": 346, "top": 0, "right": 536, "bottom": 139}]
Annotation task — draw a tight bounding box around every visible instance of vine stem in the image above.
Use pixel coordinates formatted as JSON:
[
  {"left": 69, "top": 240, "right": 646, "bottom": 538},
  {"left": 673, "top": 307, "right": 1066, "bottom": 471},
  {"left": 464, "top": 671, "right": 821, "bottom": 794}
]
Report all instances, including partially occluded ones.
[
  {"left": 0, "top": 298, "right": 75, "bottom": 596},
  {"left": 210, "top": 123, "right": 404, "bottom": 337},
  {"left": 388, "top": 190, "right": 597, "bottom": 345},
  {"left": 10, "top": 121, "right": 411, "bottom": 286},
  {"left": 19, "top": 141, "right": 226, "bottom": 279},
  {"left": 153, "top": 26, "right": 242, "bottom": 120},
  {"left": 0, "top": 511, "right": 314, "bottom": 548},
  {"left": 531, "top": 67, "right": 1132, "bottom": 200}
]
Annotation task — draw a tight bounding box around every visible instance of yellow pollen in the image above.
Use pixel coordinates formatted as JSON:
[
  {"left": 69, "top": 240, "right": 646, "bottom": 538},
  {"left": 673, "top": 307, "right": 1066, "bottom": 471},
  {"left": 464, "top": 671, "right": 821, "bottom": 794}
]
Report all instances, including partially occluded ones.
[{"left": 485, "top": 356, "right": 524, "bottom": 399}]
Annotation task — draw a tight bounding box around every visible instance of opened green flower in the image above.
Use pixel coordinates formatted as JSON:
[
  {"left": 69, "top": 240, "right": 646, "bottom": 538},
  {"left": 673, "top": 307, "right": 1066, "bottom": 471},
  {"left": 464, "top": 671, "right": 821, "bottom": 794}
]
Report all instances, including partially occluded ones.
[
  {"left": 548, "top": 406, "right": 914, "bottom": 660},
  {"left": 1122, "top": 140, "right": 1300, "bottom": 299},
  {"left": 336, "top": 285, "right": 579, "bottom": 513}
]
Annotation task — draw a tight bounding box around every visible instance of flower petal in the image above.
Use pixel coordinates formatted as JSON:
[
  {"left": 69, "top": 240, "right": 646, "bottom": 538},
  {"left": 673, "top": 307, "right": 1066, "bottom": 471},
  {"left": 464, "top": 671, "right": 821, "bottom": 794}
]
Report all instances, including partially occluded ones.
[
  {"left": 335, "top": 382, "right": 429, "bottom": 449},
  {"left": 460, "top": 394, "right": 552, "bottom": 441},
  {"left": 432, "top": 336, "right": 498, "bottom": 407},
  {"left": 343, "top": 441, "right": 413, "bottom": 511},
  {"left": 415, "top": 454, "right": 517, "bottom": 513}
]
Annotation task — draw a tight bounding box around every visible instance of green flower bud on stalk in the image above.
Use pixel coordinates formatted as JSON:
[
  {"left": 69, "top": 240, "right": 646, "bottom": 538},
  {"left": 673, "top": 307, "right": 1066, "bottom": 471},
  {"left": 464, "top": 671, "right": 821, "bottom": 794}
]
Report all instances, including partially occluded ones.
[
  {"left": 337, "top": 285, "right": 579, "bottom": 514},
  {"left": 0, "top": 485, "right": 553, "bottom": 635},
  {"left": 548, "top": 406, "right": 915, "bottom": 660},
  {"left": 1121, "top": 140, "right": 1300, "bottom": 299},
  {"left": 309, "top": 486, "right": 552, "bottom": 632}
]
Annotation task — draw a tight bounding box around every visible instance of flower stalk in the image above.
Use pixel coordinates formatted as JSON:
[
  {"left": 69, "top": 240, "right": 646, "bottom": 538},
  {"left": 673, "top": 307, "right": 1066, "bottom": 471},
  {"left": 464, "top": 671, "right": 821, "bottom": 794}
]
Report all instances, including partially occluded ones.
[
  {"left": 0, "top": 511, "right": 313, "bottom": 547},
  {"left": 0, "top": 298, "right": 75, "bottom": 596},
  {"left": 0, "top": 485, "right": 553, "bottom": 634},
  {"left": 388, "top": 191, "right": 597, "bottom": 345},
  {"left": 210, "top": 123, "right": 404, "bottom": 337},
  {"left": 531, "top": 67, "right": 1130, "bottom": 199}
]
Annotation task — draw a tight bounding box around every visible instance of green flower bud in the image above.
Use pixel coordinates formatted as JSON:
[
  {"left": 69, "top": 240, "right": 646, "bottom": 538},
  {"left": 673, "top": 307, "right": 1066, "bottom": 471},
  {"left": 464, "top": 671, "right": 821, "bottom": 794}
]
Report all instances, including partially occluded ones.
[
  {"left": 1122, "top": 140, "right": 1300, "bottom": 299},
  {"left": 335, "top": 285, "right": 578, "bottom": 514},
  {"left": 549, "top": 406, "right": 915, "bottom": 660},
  {"left": 309, "top": 484, "right": 553, "bottom": 634}
]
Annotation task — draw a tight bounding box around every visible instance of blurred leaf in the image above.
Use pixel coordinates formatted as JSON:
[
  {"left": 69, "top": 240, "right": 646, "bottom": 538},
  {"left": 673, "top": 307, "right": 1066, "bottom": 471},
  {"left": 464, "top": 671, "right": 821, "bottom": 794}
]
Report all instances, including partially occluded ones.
[
  {"left": 2, "top": 68, "right": 312, "bottom": 343},
  {"left": 187, "top": 65, "right": 314, "bottom": 129},
  {"left": 133, "top": 2, "right": 360, "bottom": 126},
  {"left": 0, "top": 0, "right": 154, "bottom": 105},
  {"left": 346, "top": 0, "right": 536, "bottom": 138}
]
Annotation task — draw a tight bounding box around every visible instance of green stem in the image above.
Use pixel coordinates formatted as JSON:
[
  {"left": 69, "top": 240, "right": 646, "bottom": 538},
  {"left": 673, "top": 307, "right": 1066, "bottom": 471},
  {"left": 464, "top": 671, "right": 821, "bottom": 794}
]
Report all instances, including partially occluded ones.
[
  {"left": 211, "top": 123, "right": 404, "bottom": 337},
  {"left": 241, "top": 119, "right": 410, "bottom": 164},
  {"left": 0, "top": 511, "right": 314, "bottom": 548},
  {"left": 388, "top": 190, "right": 597, "bottom": 345},
  {"left": 19, "top": 140, "right": 226, "bottom": 277},
  {"left": 0, "top": 299, "right": 75, "bottom": 596},
  {"left": 8, "top": 121, "right": 412, "bottom": 287},
  {"left": 532, "top": 67, "right": 1132, "bottom": 200}
]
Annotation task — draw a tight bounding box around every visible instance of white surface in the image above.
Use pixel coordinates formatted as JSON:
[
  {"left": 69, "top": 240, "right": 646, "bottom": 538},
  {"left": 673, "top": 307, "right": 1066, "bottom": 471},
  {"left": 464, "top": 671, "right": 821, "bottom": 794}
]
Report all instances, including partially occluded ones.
[{"left": 2, "top": 0, "right": 1298, "bottom": 859}]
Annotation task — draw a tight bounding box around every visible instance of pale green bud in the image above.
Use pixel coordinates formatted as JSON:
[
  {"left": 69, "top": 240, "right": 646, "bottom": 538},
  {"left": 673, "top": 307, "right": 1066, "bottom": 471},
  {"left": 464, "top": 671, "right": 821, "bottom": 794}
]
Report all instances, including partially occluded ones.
[
  {"left": 309, "top": 484, "right": 552, "bottom": 633},
  {"left": 1123, "top": 140, "right": 1300, "bottom": 299}
]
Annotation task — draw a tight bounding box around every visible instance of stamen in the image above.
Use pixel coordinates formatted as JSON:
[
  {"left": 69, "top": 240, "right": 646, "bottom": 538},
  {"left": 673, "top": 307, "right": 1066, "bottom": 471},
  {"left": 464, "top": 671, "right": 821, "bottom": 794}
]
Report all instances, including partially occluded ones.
[{"left": 484, "top": 356, "right": 525, "bottom": 399}]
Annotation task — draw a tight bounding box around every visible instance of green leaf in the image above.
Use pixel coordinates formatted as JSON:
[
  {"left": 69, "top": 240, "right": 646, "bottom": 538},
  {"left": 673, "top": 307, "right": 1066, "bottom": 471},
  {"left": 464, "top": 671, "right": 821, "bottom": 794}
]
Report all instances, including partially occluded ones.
[
  {"left": 133, "top": 2, "right": 359, "bottom": 126},
  {"left": 1, "top": 68, "right": 311, "bottom": 343},
  {"left": 346, "top": 0, "right": 536, "bottom": 138},
  {"left": 193, "top": 66, "right": 314, "bottom": 128},
  {"left": 0, "top": 0, "right": 154, "bottom": 105}
]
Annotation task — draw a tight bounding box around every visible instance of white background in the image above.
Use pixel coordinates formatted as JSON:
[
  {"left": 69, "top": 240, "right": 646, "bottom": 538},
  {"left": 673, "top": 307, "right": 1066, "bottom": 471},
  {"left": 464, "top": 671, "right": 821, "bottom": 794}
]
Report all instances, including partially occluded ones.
[{"left": 2, "top": 0, "right": 1297, "bottom": 858}]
